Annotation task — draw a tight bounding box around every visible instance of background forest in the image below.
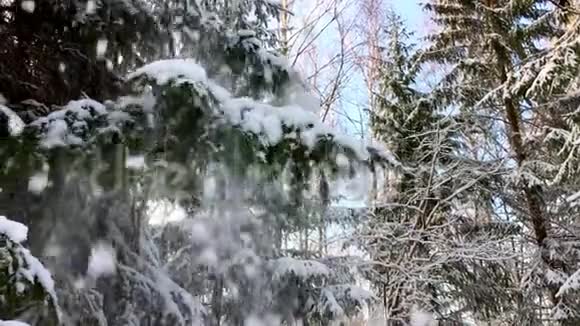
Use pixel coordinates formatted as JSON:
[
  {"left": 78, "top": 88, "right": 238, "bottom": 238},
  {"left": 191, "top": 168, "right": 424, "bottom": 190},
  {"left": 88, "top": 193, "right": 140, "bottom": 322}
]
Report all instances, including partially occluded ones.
[{"left": 0, "top": 0, "right": 579, "bottom": 325}]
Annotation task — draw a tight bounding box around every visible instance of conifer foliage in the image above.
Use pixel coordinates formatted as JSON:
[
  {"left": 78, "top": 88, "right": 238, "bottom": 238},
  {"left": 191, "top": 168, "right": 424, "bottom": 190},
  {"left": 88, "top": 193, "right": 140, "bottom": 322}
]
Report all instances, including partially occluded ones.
[
  {"left": 0, "top": 0, "right": 579, "bottom": 325},
  {"left": 0, "top": 0, "right": 385, "bottom": 325},
  {"left": 365, "top": 0, "right": 580, "bottom": 324}
]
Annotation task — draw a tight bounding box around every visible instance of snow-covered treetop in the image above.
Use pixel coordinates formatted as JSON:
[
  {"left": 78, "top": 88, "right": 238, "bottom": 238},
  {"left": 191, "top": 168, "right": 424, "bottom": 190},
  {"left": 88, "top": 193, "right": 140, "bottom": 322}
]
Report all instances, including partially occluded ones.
[
  {"left": 267, "top": 256, "right": 375, "bottom": 322},
  {"left": 127, "top": 58, "right": 396, "bottom": 165},
  {"left": 314, "top": 285, "right": 375, "bottom": 320},
  {"left": 0, "top": 321, "right": 31, "bottom": 326},
  {"left": 0, "top": 216, "right": 28, "bottom": 243},
  {"left": 0, "top": 216, "right": 57, "bottom": 298},
  {"left": 0, "top": 55, "right": 399, "bottom": 175},
  {"left": 27, "top": 99, "right": 115, "bottom": 149},
  {"left": 127, "top": 59, "right": 209, "bottom": 86},
  {"left": 0, "top": 105, "right": 25, "bottom": 137},
  {"left": 271, "top": 257, "right": 331, "bottom": 281},
  {"left": 0, "top": 216, "right": 59, "bottom": 324}
]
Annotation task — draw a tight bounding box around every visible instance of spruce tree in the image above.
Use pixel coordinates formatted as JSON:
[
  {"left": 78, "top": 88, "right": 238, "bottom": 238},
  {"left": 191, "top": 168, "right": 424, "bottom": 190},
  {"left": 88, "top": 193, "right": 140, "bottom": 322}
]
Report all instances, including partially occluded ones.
[
  {"left": 421, "top": 0, "right": 580, "bottom": 323},
  {"left": 0, "top": 1, "right": 387, "bottom": 324},
  {"left": 367, "top": 12, "right": 459, "bottom": 323}
]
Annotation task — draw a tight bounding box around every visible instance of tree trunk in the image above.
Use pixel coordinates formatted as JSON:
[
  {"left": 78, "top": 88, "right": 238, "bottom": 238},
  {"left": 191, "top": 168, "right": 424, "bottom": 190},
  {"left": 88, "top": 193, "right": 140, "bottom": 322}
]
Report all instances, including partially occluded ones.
[
  {"left": 211, "top": 277, "right": 224, "bottom": 326},
  {"left": 499, "top": 62, "right": 559, "bottom": 305}
]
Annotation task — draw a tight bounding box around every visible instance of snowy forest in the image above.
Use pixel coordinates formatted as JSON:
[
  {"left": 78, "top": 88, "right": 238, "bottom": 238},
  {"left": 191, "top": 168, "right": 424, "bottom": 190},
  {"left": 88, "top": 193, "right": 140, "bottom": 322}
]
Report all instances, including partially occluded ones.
[{"left": 0, "top": 0, "right": 579, "bottom": 325}]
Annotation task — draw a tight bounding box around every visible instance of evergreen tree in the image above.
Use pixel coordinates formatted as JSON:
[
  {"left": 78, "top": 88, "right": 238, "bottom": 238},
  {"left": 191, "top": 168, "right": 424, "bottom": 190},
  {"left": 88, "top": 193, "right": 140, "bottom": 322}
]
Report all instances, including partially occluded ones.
[
  {"left": 420, "top": 0, "right": 580, "bottom": 323},
  {"left": 0, "top": 216, "right": 58, "bottom": 325},
  {"left": 1, "top": 0, "right": 577, "bottom": 324},
  {"left": 0, "top": 1, "right": 388, "bottom": 325},
  {"left": 366, "top": 12, "right": 476, "bottom": 323}
]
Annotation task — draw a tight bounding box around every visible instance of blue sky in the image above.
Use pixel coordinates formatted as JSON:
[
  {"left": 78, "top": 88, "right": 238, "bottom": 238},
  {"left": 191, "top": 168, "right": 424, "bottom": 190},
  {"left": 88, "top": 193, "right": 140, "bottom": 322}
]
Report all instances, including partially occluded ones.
[
  {"left": 392, "top": 0, "right": 424, "bottom": 30},
  {"left": 290, "top": 0, "right": 426, "bottom": 138},
  {"left": 336, "top": 0, "right": 425, "bottom": 138},
  {"left": 333, "top": 2, "right": 426, "bottom": 205}
]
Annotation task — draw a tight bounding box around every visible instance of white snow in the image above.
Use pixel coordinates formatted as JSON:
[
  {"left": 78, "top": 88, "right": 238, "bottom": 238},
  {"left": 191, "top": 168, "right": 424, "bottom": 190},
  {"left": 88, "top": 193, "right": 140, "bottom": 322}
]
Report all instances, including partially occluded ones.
[
  {"left": 127, "top": 59, "right": 208, "bottom": 85},
  {"left": 318, "top": 288, "right": 345, "bottom": 317},
  {"left": 566, "top": 191, "right": 580, "bottom": 203},
  {"left": 336, "top": 153, "right": 350, "bottom": 168},
  {"left": 126, "top": 58, "right": 396, "bottom": 164},
  {"left": 68, "top": 99, "right": 107, "bottom": 116},
  {"left": 271, "top": 257, "right": 330, "bottom": 280},
  {"left": 183, "top": 27, "right": 201, "bottom": 42},
  {"left": 314, "top": 285, "right": 374, "bottom": 319},
  {"left": 20, "top": 0, "right": 35, "bottom": 13},
  {"left": 73, "top": 278, "right": 86, "bottom": 290},
  {"left": 221, "top": 96, "right": 373, "bottom": 159},
  {"left": 31, "top": 99, "right": 107, "bottom": 149},
  {"left": 87, "top": 242, "right": 117, "bottom": 279},
  {"left": 0, "top": 105, "right": 25, "bottom": 136},
  {"left": 40, "top": 119, "right": 69, "bottom": 148},
  {"left": 198, "top": 248, "right": 219, "bottom": 267},
  {"left": 556, "top": 267, "right": 580, "bottom": 297},
  {"left": 28, "top": 172, "right": 49, "bottom": 194},
  {"left": 96, "top": 39, "right": 108, "bottom": 58},
  {"left": 20, "top": 247, "right": 57, "bottom": 301},
  {"left": 0, "top": 216, "right": 28, "bottom": 243},
  {"left": 126, "top": 155, "right": 146, "bottom": 170},
  {"left": 86, "top": 0, "right": 96, "bottom": 14},
  {"left": 190, "top": 219, "right": 210, "bottom": 243},
  {"left": 410, "top": 308, "right": 435, "bottom": 326},
  {"left": 150, "top": 267, "right": 206, "bottom": 324},
  {"left": 551, "top": 303, "right": 569, "bottom": 320},
  {"left": 0, "top": 321, "right": 31, "bottom": 326},
  {"left": 324, "top": 284, "right": 374, "bottom": 303},
  {"left": 238, "top": 29, "right": 256, "bottom": 37},
  {"left": 202, "top": 175, "right": 218, "bottom": 200},
  {"left": 546, "top": 269, "right": 567, "bottom": 285},
  {"left": 117, "top": 91, "right": 156, "bottom": 113},
  {"left": 0, "top": 217, "right": 57, "bottom": 303},
  {"left": 283, "top": 82, "right": 321, "bottom": 114},
  {"left": 147, "top": 200, "right": 187, "bottom": 225},
  {"left": 243, "top": 314, "right": 282, "bottom": 326}
]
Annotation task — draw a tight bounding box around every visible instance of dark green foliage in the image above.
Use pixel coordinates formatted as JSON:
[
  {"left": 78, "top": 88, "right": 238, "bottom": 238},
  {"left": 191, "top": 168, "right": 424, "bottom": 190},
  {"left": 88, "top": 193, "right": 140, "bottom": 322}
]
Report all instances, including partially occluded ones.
[
  {"left": 0, "top": 234, "right": 58, "bottom": 325},
  {"left": 385, "top": 0, "right": 580, "bottom": 323},
  {"left": 0, "top": 1, "right": 388, "bottom": 323}
]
